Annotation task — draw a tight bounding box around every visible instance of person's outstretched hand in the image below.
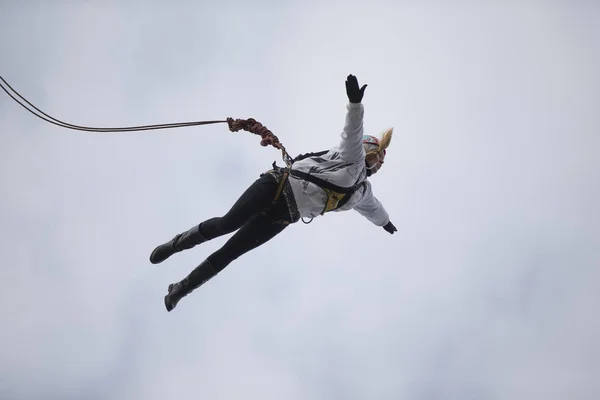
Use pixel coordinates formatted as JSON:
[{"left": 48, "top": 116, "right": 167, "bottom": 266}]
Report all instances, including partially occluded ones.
[
  {"left": 345, "top": 74, "right": 367, "bottom": 103},
  {"left": 383, "top": 221, "right": 397, "bottom": 234}
]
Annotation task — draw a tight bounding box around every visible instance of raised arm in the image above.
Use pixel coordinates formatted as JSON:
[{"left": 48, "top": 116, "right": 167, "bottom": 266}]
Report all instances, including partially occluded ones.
[{"left": 338, "top": 75, "right": 368, "bottom": 162}]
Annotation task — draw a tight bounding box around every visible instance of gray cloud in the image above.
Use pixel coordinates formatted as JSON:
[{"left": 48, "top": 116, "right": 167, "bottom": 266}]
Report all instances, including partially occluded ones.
[{"left": 1, "top": 2, "right": 599, "bottom": 400}]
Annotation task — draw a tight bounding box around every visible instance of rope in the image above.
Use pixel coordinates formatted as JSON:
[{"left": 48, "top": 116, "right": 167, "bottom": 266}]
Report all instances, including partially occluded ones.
[
  {"left": 1, "top": 75, "right": 294, "bottom": 167},
  {"left": 226, "top": 117, "right": 283, "bottom": 149},
  {"left": 226, "top": 117, "right": 293, "bottom": 167},
  {"left": 1, "top": 75, "right": 316, "bottom": 222},
  {"left": 0, "top": 76, "right": 229, "bottom": 132}
]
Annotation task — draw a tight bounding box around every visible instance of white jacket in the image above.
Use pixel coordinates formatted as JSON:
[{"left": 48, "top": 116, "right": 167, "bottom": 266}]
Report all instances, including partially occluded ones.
[{"left": 287, "top": 102, "right": 390, "bottom": 226}]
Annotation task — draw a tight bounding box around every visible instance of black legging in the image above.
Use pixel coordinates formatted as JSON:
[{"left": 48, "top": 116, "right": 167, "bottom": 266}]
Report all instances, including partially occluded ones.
[{"left": 198, "top": 173, "right": 291, "bottom": 272}]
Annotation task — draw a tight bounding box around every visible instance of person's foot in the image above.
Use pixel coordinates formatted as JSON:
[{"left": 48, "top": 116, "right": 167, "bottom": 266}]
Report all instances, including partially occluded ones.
[
  {"left": 150, "top": 224, "right": 207, "bottom": 264},
  {"left": 163, "top": 259, "right": 218, "bottom": 312},
  {"left": 164, "top": 282, "right": 187, "bottom": 311}
]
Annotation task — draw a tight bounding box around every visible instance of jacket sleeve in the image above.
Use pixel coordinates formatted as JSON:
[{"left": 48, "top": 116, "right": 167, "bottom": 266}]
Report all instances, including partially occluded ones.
[
  {"left": 338, "top": 102, "right": 366, "bottom": 162},
  {"left": 353, "top": 183, "right": 390, "bottom": 227}
]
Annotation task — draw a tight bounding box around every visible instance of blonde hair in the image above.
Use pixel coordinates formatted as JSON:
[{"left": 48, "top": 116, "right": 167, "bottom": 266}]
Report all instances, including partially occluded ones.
[
  {"left": 378, "top": 127, "right": 393, "bottom": 152},
  {"left": 365, "top": 127, "right": 393, "bottom": 155}
]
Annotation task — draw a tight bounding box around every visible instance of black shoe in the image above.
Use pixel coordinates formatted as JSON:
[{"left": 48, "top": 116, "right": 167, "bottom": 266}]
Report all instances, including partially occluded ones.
[
  {"left": 150, "top": 224, "right": 207, "bottom": 264},
  {"left": 164, "top": 259, "right": 218, "bottom": 311}
]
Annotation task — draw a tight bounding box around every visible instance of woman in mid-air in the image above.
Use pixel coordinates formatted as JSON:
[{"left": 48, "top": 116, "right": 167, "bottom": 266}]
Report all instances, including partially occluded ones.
[{"left": 150, "top": 74, "right": 397, "bottom": 312}]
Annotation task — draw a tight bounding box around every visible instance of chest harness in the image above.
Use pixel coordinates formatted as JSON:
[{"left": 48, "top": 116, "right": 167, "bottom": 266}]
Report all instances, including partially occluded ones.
[{"left": 268, "top": 150, "right": 366, "bottom": 217}]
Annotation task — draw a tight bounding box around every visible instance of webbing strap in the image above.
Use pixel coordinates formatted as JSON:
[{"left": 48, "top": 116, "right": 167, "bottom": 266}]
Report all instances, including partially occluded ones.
[{"left": 289, "top": 169, "right": 360, "bottom": 194}]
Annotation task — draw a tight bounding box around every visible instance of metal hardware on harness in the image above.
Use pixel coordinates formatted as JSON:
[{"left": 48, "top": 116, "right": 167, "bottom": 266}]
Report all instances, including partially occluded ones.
[{"left": 270, "top": 162, "right": 290, "bottom": 205}]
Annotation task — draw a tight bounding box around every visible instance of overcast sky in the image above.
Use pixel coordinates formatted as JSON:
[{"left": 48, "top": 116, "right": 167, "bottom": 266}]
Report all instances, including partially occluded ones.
[{"left": 1, "top": 1, "right": 599, "bottom": 399}]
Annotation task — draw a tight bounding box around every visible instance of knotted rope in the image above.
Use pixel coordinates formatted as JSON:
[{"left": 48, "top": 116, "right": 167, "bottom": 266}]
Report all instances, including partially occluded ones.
[{"left": 227, "top": 117, "right": 293, "bottom": 167}]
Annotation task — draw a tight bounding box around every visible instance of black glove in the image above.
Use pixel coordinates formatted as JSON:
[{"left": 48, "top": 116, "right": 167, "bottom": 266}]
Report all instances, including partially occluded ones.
[
  {"left": 383, "top": 221, "right": 397, "bottom": 234},
  {"left": 345, "top": 74, "right": 367, "bottom": 103}
]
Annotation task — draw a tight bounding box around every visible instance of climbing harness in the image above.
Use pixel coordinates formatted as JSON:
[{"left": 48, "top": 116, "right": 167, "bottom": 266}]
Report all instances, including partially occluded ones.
[{"left": 289, "top": 169, "right": 364, "bottom": 214}]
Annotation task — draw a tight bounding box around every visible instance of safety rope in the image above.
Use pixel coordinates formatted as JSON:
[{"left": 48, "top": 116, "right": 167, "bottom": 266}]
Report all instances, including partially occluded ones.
[
  {"left": 1, "top": 75, "right": 304, "bottom": 219},
  {"left": 2, "top": 75, "right": 302, "bottom": 214},
  {"left": 226, "top": 117, "right": 295, "bottom": 205},
  {"left": 0, "top": 76, "right": 228, "bottom": 132},
  {"left": 0, "top": 75, "right": 294, "bottom": 166},
  {"left": 226, "top": 117, "right": 293, "bottom": 167}
]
